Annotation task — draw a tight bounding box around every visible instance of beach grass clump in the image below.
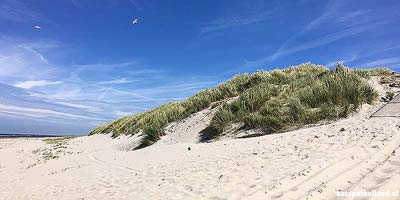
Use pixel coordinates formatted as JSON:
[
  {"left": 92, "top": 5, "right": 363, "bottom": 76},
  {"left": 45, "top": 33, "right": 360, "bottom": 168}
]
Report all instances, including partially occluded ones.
[
  {"left": 209, "top": 63, "right": 378, "bottom": 136},
  {"left": 90, "top": 62, "right": 383, "bottom": 148},
  {"left": 354, "top": 67, "right": 393, "bottom": 78}
]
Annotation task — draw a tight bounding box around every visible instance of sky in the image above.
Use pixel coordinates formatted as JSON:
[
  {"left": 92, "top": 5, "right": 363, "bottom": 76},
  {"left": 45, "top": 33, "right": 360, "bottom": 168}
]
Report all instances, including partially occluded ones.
[{"left": 0, "top": 0, "right": 399, "bottom": 135}]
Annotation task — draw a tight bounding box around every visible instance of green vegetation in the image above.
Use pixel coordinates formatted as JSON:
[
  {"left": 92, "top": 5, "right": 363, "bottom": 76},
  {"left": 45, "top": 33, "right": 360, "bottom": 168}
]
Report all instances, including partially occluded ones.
[
  {"left": 353, "top": 67, "right": 393, "bottom": 78},
  {"left": 43, "top": 136, "right": 76, "bottom": 145},
  {"left": 29, "top": 137, "right": 76, "bottom": 169},
  {"left": 90, "top": 71, "right": 256, "bottom": 148},
  {"left": 209, "top": 63, "right": 379, "bottom": 136},
  {"left": 90, "top": 63, "right": 391, "bottom": 149},
  {"left": 386, "top": 91, "right": 395, "bottom": 101}
]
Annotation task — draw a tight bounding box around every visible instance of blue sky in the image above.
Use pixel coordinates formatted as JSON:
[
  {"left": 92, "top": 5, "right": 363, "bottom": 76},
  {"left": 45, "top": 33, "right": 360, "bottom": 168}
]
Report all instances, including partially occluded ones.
[{"left": 0, "top": 0, "right": 399, "bottom": 135}]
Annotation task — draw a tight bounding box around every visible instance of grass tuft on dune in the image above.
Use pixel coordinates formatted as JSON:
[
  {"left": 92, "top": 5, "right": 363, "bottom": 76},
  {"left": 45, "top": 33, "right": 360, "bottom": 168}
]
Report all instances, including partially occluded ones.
[
  {"left": 209, "top": 63, "right": 379, "bottom": 136},
  {"left": 89, "top": 63, "right": 391, "bottom": 149}
]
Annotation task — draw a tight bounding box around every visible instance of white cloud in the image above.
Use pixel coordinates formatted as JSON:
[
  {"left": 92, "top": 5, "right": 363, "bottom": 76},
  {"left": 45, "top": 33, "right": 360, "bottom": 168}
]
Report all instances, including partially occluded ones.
[
  {"left": 337, "top": 10, "right": 371, "bottom": 23},
  {"left": 115, "top": 110, "right": 132, "bottom": 117},
  {"left": 246, "top": 24, "right": 376, "bottom": 67},
  {"left": 128, "top": 0, "right": 143, "bottom": 10},
  {"left": 96, "top": 78, "right": 137, "bottom": 85},
  {"left": 201, "top": 3, "right": 278, "bottom": 34},
  {"left": 271, "top": 25, "right": 375, "bottom": 60},
  {"left": 18, "top": 45, "right": 48, "bottom": 63},
  {"left": 361, "top": 58, "right": 400, "bottom": 68},
  {"left": 48, "top": 88, "right": 81, "bottom": 100},
  {"left": 72, "top": 61, "right": 137, "bottom": 69},
  {"left": 14, "top": 80, "right": 62, "bottom": 89},
  {"left": 53, "top": 101, "right": 100, "bottom": 112},
  {"left": 244, "top": 0, "right": 393, "bottom": 68},
  {"left": 325, "top": 44, "right": 400, "bottom": 67},
  {"left": 0, "top": 0, "right": 39, "bottom": 22},
  {"left": 202, "top": 12, "right": 275, "bottom": 33},
  {"left": 97, "top": 88, "right": 110, "bottom": 101},
  {"left": 0, "top": 103, "right": 96, "bottom": 120},
  {"left": 0, "top": 39, "right": 59, "bottom": 79},
  {"left": 299, "top": 0, "right": 348, "bottom": 34}
]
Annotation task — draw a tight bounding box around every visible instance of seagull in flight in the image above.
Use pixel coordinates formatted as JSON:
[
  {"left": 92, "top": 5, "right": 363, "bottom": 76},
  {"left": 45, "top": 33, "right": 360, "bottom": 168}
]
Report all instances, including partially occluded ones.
[
  {"left": 34, "top": 25, "right": 41, "bottom": 29},
  {"left": 132, "top": 18, "right": 139, "bottom": 25}
]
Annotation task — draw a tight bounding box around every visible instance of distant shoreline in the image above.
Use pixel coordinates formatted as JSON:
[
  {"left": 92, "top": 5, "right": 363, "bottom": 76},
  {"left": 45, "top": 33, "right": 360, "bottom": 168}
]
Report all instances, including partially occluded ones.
[{"left": 0, "top": 134, "right": 72, "bottom": 138}]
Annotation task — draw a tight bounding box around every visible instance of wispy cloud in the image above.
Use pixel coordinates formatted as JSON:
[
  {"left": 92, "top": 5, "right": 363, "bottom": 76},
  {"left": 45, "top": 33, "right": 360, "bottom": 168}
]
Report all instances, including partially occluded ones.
[
  {"left": 115, "top": 110, "right": 132, "bottom": 117},
  {"left": 360, "top": 58, "right": 400, "bottom": 68},
  {"left": 104, "top": 87, "right": 155, "bottom": 101},
  {"left": 0, "top": 0, "right": 39, "bottom": 22},
  {"left": 128, "top": 0, "right": 143, "bottom": 10},
  {"left": 0, "top": 103, "right": 97, "bottom": 120},
  {"left": 14, "top": 80, "right": 62, "bottom": 89},
  {"left": 201, "top": 1, "right": 278, "bottom": 34},
  {"left": 201, "top": 10, "right": 276, "bottom": 33},
  {"left": 271, "top": 2, "right": 374, "bottom": 61},
  {"left": 96, "top": 78, "right": 138, "bottom": 85},
  {"left": 301, "top": 3, "right": 335, "bottom": 33},
  {"left": 246, "top": 24, "right": 377, "bottom": 68},
  {"left": 244, "top": 0, "right": 394, "bottom": 68},
  {"left": 270, "top": 24, "right": 377, "bottom": 60},
  {"left": 18, "top": 45, "right": 48, "bottom": 63},
  {"left": 0, "top": 39, "right": 59, "bottom": 79},
  {"left": 325, "top": 44, "right": 400, "bottom": 67},
  {"left": 52, "top": 101, "right": 99, "bottom": 112},
  {"left": 337, "top": 10, "right": 371, "bottom": 23},
  {"left": 72, "top": 61, "right": 138, "bottom": 69}
]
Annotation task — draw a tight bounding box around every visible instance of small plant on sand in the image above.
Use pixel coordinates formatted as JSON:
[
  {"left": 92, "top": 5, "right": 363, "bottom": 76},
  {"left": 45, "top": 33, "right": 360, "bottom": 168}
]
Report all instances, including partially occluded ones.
[
  {"left": 386, "top": 91, "right": 395, "bottom": 101},
  {"left": 44, "top": 136, "right": 76, "bottom": 145}
]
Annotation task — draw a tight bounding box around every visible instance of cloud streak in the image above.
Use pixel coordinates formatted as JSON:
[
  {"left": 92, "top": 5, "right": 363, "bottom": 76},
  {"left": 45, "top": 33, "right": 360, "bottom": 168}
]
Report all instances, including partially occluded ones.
[
  {"left": 201, "top": 1, "right": 278, "bottom": 34},
  {"left": 244, "top": 0, "right": 394, "bottom": 68},
  {"left": 246, "top": 24, "right": 377, "bottom": 68},
  {"left": 0, "top": 0, "right": 40, "bottom": 22},
  {"left": 0, "top": 103, "right": 97, "bottom": 120},
  {"left": 361, "top": 58, "right": 400, "bottom": 68},
  {"left": 270, "top": 24, "right": 377, "bottom": 60},
  {"left": 201, "top": 10, "right": 276, "bottom": 33},
  {"left": 96, "top": 78, "right": 138, "bottom": 85},
  {"left": 14, "top": 80, "right": 62, "bottom": 89}
]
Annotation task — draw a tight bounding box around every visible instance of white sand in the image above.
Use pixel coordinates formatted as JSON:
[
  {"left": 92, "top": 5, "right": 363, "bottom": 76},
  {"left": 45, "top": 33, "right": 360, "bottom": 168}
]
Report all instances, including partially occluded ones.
[{"left": 1, "top": 79, "right": 400, "bottom": 200}]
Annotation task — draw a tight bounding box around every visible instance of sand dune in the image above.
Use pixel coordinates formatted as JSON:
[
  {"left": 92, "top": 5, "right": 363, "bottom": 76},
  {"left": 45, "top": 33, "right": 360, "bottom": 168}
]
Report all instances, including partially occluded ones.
[{"left": 1, "top": 100, "right": 400, "bottom": 200}]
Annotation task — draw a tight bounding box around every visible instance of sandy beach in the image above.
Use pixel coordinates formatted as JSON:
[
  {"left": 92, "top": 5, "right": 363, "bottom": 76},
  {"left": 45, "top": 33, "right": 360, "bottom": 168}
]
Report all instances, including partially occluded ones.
[
  {"left": 1, "top": 0, "right": 399, "bottom": 199},
  {"left": 1, "top": 99, "right": 400, "bottom": 200}
]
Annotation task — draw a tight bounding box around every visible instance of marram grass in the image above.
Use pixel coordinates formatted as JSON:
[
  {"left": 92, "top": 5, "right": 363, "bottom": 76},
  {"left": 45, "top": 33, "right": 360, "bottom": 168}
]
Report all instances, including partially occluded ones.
[{"left": 90, "top": 63, "right": 390, "bottom": 149}]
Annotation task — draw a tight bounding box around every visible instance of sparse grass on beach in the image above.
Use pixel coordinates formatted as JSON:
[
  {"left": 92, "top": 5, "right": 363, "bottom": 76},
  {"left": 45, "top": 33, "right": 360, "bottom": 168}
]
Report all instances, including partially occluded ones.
[
  {"left": 90, "top": 63, "right": 391, "bottom": 148},
  {"left": 43, "top": 136, "right": 76, "bottom": 145},
  {"left": 28, "top": 137, "right": 77, "bottom": 169}
]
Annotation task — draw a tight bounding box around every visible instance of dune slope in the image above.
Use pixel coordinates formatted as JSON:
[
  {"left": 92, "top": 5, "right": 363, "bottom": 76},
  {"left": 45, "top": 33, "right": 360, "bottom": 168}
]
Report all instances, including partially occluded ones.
[{"left": 90, "top": 64, "right": 393, "bottom": 149}]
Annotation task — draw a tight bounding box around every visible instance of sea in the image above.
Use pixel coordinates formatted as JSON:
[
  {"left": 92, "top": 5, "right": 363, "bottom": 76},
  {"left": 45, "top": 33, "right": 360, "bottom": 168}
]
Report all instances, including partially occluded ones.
[{"left": 0, "top": 133, "right": 65, "bottom": 138}]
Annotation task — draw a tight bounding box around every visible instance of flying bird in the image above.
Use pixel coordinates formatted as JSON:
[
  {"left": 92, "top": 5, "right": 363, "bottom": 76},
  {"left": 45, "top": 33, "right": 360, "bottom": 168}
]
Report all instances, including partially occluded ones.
[
  {"left": 132, "top": 18, "right": 139, "bottom": 25},
  {"left": 34, "top": 25, "right": 41, "bottom": 29}
]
